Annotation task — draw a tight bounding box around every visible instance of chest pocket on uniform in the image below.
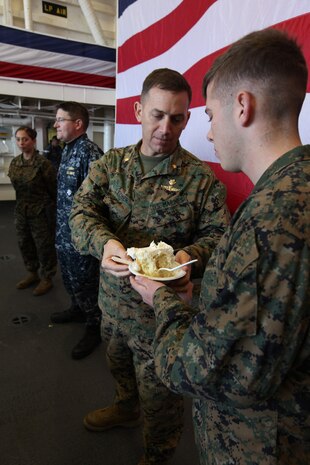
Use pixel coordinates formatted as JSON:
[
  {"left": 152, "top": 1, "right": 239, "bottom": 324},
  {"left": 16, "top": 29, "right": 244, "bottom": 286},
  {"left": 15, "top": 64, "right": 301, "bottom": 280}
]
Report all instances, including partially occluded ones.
[
  {"left": 65, "top": 166, "right": 79, "bottom": 192},
  {"left": 146, "top": 198, "right": 195, "bottom": 246},
  {"left": 10, "top": 164, "right": 40, "bottom": 186},
  {"left": 104, "top": 189, "right": 132, "bottom": 231}
]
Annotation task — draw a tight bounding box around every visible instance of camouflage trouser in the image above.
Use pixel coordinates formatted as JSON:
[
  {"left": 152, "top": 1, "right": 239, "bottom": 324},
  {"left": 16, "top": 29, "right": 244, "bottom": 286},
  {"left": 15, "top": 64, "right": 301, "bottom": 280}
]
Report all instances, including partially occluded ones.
[
  {"left": 102, "top": 318, "right": 184, "bottom": 464},
  {"left": 57, "top": 247, "right": 101, "bottom": 327},
  {"left": 15, "top": 208, "right": 57, "bottom": 279},
  {"left": 193, "top": 397, "right": 310, "bottom": 465}
]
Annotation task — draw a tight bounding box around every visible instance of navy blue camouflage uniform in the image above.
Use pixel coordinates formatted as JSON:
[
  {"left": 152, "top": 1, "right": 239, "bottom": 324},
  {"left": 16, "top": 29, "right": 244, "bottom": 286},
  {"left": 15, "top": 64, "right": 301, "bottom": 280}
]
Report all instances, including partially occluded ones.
[{"left": 56, "top": 134, "right": 103, "bottom": 327}]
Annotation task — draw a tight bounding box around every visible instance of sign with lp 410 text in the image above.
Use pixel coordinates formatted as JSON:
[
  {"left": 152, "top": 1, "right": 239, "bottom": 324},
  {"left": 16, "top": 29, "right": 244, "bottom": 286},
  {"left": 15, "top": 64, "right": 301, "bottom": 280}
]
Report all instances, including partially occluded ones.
[{"left": 42, "top": 1, "right": 67, "bottom": 18}]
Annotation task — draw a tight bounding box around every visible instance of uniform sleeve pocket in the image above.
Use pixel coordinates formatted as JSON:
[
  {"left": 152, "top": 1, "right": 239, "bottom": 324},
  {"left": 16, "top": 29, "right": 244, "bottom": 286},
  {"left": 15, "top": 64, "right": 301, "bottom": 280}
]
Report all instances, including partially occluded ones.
[{"left": 211, "top": 229, "right": 259, "bottom": 338}]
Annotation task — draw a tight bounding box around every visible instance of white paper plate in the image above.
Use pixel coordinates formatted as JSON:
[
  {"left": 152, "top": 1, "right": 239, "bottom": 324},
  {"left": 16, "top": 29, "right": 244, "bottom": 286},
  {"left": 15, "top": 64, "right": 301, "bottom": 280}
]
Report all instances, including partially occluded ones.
[{"left": 129, "top": 264, "right": 186, "bottom": 281}]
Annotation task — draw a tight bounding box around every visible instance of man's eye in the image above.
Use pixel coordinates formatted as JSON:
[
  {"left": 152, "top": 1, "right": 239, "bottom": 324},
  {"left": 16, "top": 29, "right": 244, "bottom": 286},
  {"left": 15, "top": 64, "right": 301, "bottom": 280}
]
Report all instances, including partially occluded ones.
[
  {"left": 205, "top": 110, "right": 212, "bottom": 122},
  {"left": 172, "top": 116, "right": 184, "bottom": 124}
]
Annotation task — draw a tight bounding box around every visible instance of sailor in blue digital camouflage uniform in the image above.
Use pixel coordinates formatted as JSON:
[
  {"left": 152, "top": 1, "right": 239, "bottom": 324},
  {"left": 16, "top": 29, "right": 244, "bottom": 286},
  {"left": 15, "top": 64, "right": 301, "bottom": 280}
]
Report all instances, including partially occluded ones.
[
  {"left": 50, "top": 101, "right": 103, "bottom": 360},
  {"left": 69, "top": 69, "right": 230, "bottom": 465},
  {"left": 131, "top": 30, "right": 310, "bottom": 465}
]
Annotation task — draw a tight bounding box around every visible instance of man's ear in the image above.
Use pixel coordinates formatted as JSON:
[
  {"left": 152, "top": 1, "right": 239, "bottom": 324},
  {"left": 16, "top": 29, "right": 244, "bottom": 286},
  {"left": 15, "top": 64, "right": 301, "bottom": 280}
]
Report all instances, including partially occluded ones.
[
  {"left": 75, "top": 118, "right": 84, "bottom": 131},
  {"left": 237, "top": 91, "right": 253, "bottom": 126},
  {"left": 134, "top": 101, "right": 142, "bottom": 123}
]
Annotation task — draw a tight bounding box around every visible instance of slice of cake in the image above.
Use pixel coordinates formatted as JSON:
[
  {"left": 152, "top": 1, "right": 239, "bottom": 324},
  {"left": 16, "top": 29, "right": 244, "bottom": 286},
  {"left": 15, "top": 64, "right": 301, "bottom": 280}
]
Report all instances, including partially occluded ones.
[{"left": 127, "top": 241, "right": 179, "bottom": 277}]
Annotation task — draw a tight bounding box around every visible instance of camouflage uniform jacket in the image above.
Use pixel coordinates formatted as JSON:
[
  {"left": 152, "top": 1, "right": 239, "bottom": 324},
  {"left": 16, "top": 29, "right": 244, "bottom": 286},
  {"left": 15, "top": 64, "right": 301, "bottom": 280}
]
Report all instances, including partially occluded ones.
[
  {"left": 56, "top": 133, "right": 103, "bottom": 249},
  {"left": 152, "top": 145, "right": 310, "bottom": 464},
  {"left": 69, "top": 141, "right": 230, "bottom": 335},
  {"left": 8, "top": 151, "right": 57, "bottom": 215}
]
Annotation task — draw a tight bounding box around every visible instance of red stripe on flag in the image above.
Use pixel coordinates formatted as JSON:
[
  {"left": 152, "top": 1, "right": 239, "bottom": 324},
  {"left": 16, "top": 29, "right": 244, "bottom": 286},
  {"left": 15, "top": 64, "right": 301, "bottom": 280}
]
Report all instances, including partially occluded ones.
[
  {"left": 117, "top": 0, "right": 217, "bottom": 73},
  {"left": 116, "top": 96, "right": 138, "bottom": 124},
  {"left": 0, "top": 61, "right": 116, "bottom": 88}
]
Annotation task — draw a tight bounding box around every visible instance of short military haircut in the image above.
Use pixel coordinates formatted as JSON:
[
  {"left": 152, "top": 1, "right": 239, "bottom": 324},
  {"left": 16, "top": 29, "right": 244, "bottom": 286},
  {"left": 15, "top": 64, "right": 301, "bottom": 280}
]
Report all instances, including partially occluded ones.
[
  {"left": 141, "top": 68, "right": 192, "bottom": 105},
  {"left": 202, "top": 29, "right": 308, "bottom": 118},
  {"left": 15, "top": 126, "right": 37, "bottom": 140},
  {"left": 56, "top": 101, "right": 89, "bottom": 129}
]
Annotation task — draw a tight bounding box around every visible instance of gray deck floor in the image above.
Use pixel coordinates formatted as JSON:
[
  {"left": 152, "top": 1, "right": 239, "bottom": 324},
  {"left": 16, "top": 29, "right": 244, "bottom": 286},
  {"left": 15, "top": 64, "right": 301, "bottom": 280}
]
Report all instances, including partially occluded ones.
[{"left": 0, "top": 201, "right": 198, "bottom": 465}]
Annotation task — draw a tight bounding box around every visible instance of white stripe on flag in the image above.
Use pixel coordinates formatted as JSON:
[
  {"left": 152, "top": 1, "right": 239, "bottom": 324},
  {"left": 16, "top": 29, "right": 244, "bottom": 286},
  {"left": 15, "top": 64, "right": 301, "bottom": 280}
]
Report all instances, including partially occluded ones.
[{"left": 0, "top": 43, "right": 115, "bottom": 76}]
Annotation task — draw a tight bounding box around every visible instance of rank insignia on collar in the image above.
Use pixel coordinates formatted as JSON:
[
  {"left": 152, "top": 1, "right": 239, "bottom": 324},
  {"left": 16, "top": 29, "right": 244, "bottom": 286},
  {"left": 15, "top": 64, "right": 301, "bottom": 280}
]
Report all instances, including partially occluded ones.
[{"left": 163, "top": 179, "right": 179, "bottom": 192}]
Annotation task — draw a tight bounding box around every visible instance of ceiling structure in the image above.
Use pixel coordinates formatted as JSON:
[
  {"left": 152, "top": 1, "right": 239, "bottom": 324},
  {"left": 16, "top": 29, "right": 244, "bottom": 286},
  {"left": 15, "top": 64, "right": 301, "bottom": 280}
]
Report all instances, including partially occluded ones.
[
  {"left": 0, "top": 94, "right": 115, "bottom": 125},
  {"left": 0, "top": 0, "right": 116, "bottom": 126}
]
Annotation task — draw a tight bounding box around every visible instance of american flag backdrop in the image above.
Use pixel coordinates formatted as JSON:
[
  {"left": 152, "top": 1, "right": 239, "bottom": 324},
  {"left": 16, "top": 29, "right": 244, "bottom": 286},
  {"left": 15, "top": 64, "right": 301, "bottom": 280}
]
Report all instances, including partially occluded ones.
[{"left": 115, "top": 0, "right": 310, "bottom": 213}]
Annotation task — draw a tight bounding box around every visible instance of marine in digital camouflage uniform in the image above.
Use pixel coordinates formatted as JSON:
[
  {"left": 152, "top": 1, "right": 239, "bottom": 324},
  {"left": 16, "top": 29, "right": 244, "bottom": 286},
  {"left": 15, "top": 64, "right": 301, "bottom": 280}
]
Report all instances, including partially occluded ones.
[
  {"left": 130, "top": 31, "right": 310, "bottom": 465},
  {"left": 8, "top": 146, "right": 57, "bottom": 285},
  {"left": 51, "top": 102, "right": 103, "bottom": 360},
  {"left": 152, "top": 145, "right": 310, "bottom": 465},
  {"left": 69, "top": 69, "right": 230, "bottom": 464}
]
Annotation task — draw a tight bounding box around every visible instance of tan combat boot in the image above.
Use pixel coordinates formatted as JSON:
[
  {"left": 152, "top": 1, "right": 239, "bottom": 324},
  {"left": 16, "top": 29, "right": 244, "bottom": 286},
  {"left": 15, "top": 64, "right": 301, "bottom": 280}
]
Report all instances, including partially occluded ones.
[
  {"left": 33, "top": 278, "right": 53, "bottom": 296},
  {"left": 83, "top": 404, "right": 141, "bottom": 432},
  {"left": 16, "top": 272, "right": 39, "bottom": 289}
]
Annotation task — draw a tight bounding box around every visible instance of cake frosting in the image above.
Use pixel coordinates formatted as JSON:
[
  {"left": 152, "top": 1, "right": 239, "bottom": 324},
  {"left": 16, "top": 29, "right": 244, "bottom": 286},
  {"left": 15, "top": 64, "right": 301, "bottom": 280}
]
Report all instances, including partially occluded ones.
[{"left": 127, "top": 241, "right": 179, "bottom": 277}]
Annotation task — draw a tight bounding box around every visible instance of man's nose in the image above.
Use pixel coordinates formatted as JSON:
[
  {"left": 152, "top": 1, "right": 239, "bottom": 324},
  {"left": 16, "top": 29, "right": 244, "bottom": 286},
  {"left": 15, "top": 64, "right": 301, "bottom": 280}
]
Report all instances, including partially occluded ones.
[
  {"left": 207, "top": 128, "right": 213, "bottom": 142},
  {"left": 159, "top": 117, "right": 172, "bottom": 134}
]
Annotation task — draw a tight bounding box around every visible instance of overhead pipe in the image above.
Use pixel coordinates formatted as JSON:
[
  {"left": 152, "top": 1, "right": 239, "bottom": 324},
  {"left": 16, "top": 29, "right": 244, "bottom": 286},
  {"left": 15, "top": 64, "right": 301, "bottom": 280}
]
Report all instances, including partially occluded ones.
[
  {"left": 23, "top": 0, "right": 33, "bottom": 30},
  {"left": 78, "top": 0, "right": 106, "bottom": 46},
  {"left": 0, "top": 116, "right": 32, "bottom": 126},
  {"left": 0, "top": 112, "right": 114, "bottom": 126},
  {"left": 3, "top": 0, "right": 13, "bottom": 26}
]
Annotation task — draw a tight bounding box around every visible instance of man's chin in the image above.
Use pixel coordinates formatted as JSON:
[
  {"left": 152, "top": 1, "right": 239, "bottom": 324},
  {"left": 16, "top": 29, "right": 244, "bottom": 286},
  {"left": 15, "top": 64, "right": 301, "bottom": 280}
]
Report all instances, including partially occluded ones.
[
  {"left": 154, "top": 142, "right": 173, "bottom": 154},
  {"left": 220, "top": 162, "right": 241, "bottom": 173}
]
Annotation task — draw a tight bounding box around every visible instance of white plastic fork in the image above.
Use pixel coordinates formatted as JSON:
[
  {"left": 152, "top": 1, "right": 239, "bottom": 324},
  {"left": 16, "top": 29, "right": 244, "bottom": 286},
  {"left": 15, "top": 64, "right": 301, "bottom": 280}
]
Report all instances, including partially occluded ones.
[
  {"left": 111, "top": 256, "right": 197, "bottom": 271},
  {"left": 157, "top": 259, "right": 198, "bottom": 271}
]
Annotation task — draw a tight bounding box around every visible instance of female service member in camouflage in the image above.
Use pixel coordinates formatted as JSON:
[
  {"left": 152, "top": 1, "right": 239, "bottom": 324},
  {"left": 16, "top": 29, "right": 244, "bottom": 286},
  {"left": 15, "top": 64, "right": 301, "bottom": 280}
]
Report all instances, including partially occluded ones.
[{"left": 8, "top": 126, "right": 57, "bottom": 296}]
